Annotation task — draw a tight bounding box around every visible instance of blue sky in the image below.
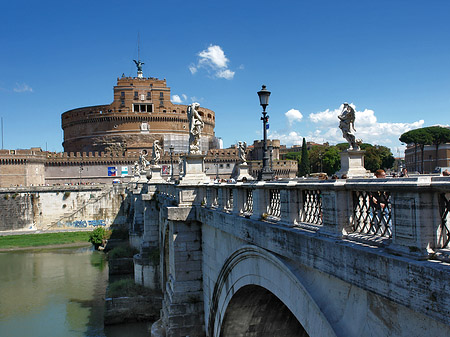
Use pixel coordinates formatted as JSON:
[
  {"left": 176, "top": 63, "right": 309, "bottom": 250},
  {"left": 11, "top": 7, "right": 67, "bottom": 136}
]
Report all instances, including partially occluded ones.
[{"left": 1, "top": 0, "right": 449, "bottom": 156}]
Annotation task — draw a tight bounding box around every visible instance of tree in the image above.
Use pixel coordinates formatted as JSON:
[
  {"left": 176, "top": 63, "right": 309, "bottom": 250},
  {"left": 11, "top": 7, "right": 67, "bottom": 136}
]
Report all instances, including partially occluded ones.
[
  {"left": 308, "top": 145, "right": 328, "bottom": 173},
  {"left": 284, "top": 152, "right": 301, "bottom": 174},
  {"left": 298, "top": 138, "right": 310, "bottom": 176},
  {"left": 322, "top": 146, "right": 340, "bottom": 175},
  {"left": 423, "top": 126, "right": 450, "bottom": 170},
  {"left": 400, "top": 128, "right": 432, "bottom": 173}
]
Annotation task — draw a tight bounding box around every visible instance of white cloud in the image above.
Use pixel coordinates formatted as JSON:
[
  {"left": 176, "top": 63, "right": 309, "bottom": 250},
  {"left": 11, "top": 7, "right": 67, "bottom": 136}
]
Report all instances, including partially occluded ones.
[
  {"left": 182, "top": 94, "right": 187, "bottom": 101},
  {"left": 172, "top": 95, "right": 182, "bottom": 103},
  {"left": 198, "top": 45, "right": 229, "bottom": 68},
  {"left": 190, "top": 44, "right": 236, "bottom": 80},
  {"left": 216, "top": 69, "right": 235, "bottom": 80},
  {"left": 189, "top": 65, "right": 197, "bottom": 74},
  {"left": 270, "top": 103, "right": 425, "bottom": 154},
  {"left": 285, "top": 109, "right": 303, "bottom": 126},
  {"left": 13, "top": 83, "right": 33, "bottom": 93}
]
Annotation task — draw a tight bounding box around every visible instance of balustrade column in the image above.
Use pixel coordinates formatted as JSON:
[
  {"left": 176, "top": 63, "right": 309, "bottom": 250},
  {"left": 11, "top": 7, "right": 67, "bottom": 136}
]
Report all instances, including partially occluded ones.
[
  {"left": 280, "top": 184, "right": 299, "bottom": 226},
  {"left": 250, "top": 183, "right": 268, "bottom": 220},
  {"left": 217, "top": 187, "right": 227, "bottom": 211},
  {"left": 232, "top": 186, "right": 245, "bottom": 215},
  {"left": 319, "top": 184, "right": 351, "bottom": 237},
  {"left": 389, "top": 188, "right": 440, "bottom": 258}
]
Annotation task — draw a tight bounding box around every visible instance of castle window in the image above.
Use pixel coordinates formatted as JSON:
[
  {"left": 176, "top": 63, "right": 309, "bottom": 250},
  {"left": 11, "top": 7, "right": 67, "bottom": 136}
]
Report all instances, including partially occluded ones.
[
  {"left": 159, "top": 92, "right": 164, "bottom": 98},
  {"left": 120, "top": 99, "right": 125, "bottom": 107},
  {"left": 147, "top": 92, "right": 151, "bottom": 100},
  {"left": 121, "top": 91, "right": 125, "bottom": 97},
  {"left": 134, "top": 91, "right": 138, "bottom": 100},
  {"left": 207, "top": 113, "right": 212, "bottom": 118},
  {"left": 160, "top": 100, "right": 164, "bottom": 107}
]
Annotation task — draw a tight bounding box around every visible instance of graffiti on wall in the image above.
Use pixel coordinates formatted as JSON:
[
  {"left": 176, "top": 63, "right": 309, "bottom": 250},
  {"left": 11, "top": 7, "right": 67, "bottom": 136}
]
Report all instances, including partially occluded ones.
[{"left": 57, "top": 219, "right": 106, "bottom": 228}]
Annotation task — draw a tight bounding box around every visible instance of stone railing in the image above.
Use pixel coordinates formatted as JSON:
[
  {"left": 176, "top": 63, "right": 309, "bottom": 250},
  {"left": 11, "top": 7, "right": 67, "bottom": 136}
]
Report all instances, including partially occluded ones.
[{"left": 149, "top": 177, "right": 450, "bottom": 260}]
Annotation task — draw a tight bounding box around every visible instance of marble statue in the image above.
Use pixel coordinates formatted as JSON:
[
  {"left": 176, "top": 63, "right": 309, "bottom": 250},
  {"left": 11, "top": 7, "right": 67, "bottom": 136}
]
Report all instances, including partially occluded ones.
[
  {"left": 152, "top": 140, "right": 162, "bottom": 165},
  {"left": 138, "top": 149, "right": 149, "bottom": 172},
  {"left": 133, "top": 59, "right": 144, "bottom": 72},
  {"left": 338, "top": 103, "right": 360, "bottom": 151},
  {"left": 187, "top": 102, "right": 204, "bottom": 154},
  {"left": 178, "top": 157, "right": 184, "bottom": 176},
  {"left": 238, "top": 141, "right": 247, "bottom": 164}
]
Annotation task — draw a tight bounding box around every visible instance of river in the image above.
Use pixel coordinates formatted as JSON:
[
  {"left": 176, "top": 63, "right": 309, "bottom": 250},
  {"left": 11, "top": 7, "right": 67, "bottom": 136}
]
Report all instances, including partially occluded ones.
[{"left": 0, "top": 246, "right": 151, "bottom": 337}]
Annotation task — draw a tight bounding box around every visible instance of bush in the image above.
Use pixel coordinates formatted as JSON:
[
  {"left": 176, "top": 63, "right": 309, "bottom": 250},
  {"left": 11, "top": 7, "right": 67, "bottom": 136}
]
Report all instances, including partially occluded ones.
[
  {"left": 108, "top": 278, "right": 153, "bottom": 298},
  {"left": 88, "top": 227, "right": 110, "bottom": 246},
  {"left": 108, "top": 244, "right": 139, "bottom": 259},
  {"left": 63, "top": 191, "right": 71, "bottom": 200}
]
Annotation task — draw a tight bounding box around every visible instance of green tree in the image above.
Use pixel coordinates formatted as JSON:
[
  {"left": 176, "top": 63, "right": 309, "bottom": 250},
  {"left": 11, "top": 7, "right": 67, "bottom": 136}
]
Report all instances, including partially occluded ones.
[
  {"left": 284, "top": 152, "right": 301, "bottom": 174},
  {"left": 298, "top": 138, "right": 310, "bottom": 176},
  {"left": 322, "top": 146, "right": 340, "bottom": 175},
  {"left": 400, "top": 128, "right": 432, "bottom": 173},
  {"left": 423, "top": 126, "right": 450, "bottom": 170},
  {"left": 308, "top": 145, "right": 328, "bottom": 173},
  {"left": 363, "top": 145, "right": 382, "bottom": 172}
]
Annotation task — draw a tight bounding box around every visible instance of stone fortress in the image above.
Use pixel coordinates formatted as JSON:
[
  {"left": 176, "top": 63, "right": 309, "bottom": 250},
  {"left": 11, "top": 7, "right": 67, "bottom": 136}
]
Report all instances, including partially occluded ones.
[{"left": 0, "top": 62, "right": 298, "bottom": 187}]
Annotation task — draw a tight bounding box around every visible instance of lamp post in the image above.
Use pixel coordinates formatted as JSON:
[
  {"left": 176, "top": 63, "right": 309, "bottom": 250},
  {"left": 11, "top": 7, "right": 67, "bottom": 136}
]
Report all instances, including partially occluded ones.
[
  {"left": 257, "top": 85, "right": 274, "bottom": 181},
  {"left": 268, "top": 144, "right": 273, "bottom": 171},
  {"left": 169, "top": 145, "right": 174, "bottom": 181}
]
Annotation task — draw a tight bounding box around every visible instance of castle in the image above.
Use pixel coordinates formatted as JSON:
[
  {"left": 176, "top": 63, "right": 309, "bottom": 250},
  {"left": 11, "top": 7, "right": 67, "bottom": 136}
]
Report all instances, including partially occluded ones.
[{"left": 0, "top": 63, "right": 298, "bottom": 187}]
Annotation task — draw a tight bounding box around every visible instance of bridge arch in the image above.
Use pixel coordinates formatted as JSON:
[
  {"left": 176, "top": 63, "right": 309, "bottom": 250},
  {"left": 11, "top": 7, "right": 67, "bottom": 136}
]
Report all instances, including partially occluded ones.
[{"left": 208, "top": 245, "right": 336, "bottom": 337}]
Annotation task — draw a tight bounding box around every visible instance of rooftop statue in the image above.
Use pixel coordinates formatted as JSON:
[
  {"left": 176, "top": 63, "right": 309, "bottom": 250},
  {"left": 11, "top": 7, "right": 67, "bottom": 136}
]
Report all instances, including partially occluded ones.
[
  {"left": 338, "top": 103, "right": 361, "bottom": 151},
  {"left": 133, "top": 59, "right": 144, "bottom": 72},
  {"left": 187, "top": 102, "right": 204, "bottom": 155},
  {"left": 238, "top": 141, "right": 247, "bottom": 164},
  {"left": 152, "top": 140, "right": 162, "bottom": 165}
]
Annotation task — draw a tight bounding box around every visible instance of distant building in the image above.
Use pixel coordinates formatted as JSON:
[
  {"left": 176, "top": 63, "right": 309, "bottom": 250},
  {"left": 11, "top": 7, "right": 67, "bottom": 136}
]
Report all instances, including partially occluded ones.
[
  {"left": 404, "top": 143, "right": 450, "bottom": 173},
  {"left": 62, "top": 74, "right": 217, "bottom": 154}
]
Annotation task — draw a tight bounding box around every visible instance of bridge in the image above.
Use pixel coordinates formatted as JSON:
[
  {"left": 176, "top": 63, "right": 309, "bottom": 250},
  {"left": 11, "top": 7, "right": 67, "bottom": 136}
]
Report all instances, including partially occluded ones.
[{"left": 128, "top": 177, "right": 450, "bottom": 337}]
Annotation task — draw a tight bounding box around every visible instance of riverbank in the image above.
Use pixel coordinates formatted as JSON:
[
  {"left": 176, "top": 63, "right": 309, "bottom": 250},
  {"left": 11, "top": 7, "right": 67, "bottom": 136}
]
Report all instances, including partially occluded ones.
[{"left": 0, "top": 231, "right": 92, "bottom": 251}]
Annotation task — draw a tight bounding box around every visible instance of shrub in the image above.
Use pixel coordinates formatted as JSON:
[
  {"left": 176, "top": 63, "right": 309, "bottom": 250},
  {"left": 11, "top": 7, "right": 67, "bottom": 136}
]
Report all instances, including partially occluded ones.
[
  {"left": 63, "top": 191, "right": 71, "bottom": 200},
  {"left": 108, "top": 244, "right": 139, "bottom": 259},
  {"left": 108, "top": 278, "right": 153, "bottom": 298},
  {"left": 89, "top": 227, "right": 109, "bottom": 246}
]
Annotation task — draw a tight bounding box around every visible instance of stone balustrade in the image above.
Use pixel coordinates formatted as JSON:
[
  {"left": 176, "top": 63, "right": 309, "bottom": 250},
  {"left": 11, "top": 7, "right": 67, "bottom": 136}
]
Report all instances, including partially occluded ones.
[{"left": 149, "top": 176, "right": 450, "bottom": 260}]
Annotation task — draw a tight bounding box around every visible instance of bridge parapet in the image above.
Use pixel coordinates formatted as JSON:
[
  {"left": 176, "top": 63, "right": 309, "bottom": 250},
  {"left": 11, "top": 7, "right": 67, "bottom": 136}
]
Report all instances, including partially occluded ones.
[{"left": 194, "top": 177, "right": 450, "bottom": 260}]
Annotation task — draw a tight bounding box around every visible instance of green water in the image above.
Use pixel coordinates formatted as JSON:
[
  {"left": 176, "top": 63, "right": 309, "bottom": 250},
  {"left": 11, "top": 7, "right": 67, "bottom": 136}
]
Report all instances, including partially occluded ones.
[{"left": 0, "top": 247, "right": 151, "bottom": 337}]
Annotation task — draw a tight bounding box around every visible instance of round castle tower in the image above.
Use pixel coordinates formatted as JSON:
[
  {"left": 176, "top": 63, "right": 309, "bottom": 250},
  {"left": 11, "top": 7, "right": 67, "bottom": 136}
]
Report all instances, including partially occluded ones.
[{"left": 62, "top": 62, "right": 216, "bottom": 154}]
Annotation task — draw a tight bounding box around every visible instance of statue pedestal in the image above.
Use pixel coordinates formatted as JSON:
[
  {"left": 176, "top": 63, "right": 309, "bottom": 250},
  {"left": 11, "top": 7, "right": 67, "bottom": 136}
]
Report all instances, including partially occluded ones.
[
  {"left": 335, "top": 150, "right": 372, "bottom": 178},
  {"left": 137, "top": 171, "right": 149, "bottom": 183},
  {"left": 178, "top": 154, "right": 209, "bottom": 185},
  {"left": 148, "top": 165, "right": 165, "bottom": 183},
  {"left": 234, "top": 163, "right": 254, "bottom": 181}
]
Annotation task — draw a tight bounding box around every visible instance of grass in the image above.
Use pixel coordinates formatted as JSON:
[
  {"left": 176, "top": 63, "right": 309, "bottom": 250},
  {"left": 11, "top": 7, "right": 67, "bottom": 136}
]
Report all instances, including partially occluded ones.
[
  {"left": 0, "top": 231, "right": 91, "bottom": 249},
  {"left": 108, "top": 278, "right": 154, "bottom": 298}
]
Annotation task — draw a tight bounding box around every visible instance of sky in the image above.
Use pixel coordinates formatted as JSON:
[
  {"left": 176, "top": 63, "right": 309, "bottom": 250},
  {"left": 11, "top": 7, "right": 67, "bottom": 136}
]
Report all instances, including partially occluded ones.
[{"left": 1, "top": 0, "right": 449, "bottom": 157}]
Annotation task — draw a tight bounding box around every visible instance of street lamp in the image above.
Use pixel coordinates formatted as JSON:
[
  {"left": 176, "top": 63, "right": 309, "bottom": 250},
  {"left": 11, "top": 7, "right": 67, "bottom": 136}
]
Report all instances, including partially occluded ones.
[
  {"left": 169, "top": 145, "right": 174, "bottom": 181},
  {"left": 268, "top": 144, "right": 273, "bottom": 171},
  {"left": 257, "top": 85, "right": 274, "bottom": 181}
]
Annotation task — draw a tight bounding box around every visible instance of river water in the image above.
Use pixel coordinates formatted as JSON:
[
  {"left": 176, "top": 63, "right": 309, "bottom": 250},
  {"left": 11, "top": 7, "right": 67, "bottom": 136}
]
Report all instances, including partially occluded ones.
[{"left": 0, "top": 246, "right": 151, "bottom": 337}]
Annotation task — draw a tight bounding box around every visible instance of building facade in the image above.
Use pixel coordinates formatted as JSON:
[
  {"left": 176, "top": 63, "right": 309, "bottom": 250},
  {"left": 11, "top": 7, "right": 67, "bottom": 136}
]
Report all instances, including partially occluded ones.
[
  {"left": 62, "top": 75, "right": 216, "bottom": 154},
  {"left": 405, "top": 143, "right": 450, "bottom": 173}
]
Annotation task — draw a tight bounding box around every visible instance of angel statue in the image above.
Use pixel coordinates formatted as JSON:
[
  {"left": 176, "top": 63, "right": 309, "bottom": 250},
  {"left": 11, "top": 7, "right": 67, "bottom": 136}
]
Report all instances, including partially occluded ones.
[
  {"left": 133, "top": 59, "right": 144, "bottom": 72},
  {"left": 152, "top": 140, "right": 162, "bottom": 165},
  {"left": 238, "top": 141, "right": 247, "bottom": 164},
  {"left": 187, "top": 102, "right": 204, "bottom": 154},
  {"left": 138, "top": 149, "right": 150, "bottom": 171},
  {"left": 338, "top": 103, "right": 361, "bottom": 151}
]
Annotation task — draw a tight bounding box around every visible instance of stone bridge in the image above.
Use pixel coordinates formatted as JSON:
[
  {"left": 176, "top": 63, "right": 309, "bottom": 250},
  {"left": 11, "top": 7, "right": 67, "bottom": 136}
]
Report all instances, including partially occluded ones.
[{"left": 128, "top": 177, "right": 450, "bottom": 337}]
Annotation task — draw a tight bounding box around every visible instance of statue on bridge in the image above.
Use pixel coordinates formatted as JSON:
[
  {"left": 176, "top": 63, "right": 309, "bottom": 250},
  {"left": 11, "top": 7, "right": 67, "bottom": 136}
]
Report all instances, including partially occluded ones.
[
  {"left": 338, "top": 103, "right": 361, "bottom": 151},
  {"left": 238, "top": 141, "right": 247, "bottom": 164},
  {"left": 152, "top": 140, "right": 162, "bottom": 165},
  {"left": 187, "top": 102, "right": 204, "bottom": 155}
]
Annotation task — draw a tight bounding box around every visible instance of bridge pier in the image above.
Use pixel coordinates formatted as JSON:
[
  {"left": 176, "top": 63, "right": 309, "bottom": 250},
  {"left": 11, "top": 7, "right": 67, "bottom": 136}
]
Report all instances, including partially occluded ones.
[{"left": 161, "top": 207, "right": 205, "bottom": 337}]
